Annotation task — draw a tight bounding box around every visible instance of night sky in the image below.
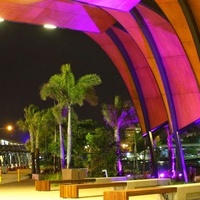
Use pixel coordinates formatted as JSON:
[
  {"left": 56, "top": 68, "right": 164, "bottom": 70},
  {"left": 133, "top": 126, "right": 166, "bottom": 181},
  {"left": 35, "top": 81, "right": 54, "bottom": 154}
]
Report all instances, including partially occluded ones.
[{"left": 0, "top": 21, "right": 131, "bottom": 129}]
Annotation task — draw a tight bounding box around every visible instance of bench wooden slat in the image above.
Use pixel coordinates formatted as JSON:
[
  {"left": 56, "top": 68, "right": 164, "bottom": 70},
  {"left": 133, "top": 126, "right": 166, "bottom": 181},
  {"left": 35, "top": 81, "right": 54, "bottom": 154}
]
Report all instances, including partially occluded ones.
[
  {"left": 60, "top": 182, "right": 127, "bottom": 198},
  {"left": 35, "top": 178, "right": 96, "bottom": 191},
  {"left": 104, "top": 187, "right": 177, "bottom": 200}
]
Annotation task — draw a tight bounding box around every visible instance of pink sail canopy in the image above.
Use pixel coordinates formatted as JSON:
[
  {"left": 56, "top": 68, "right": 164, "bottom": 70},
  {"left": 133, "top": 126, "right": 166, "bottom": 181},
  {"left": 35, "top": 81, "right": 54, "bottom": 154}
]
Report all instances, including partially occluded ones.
[
  {"left": 0, "top": 0, "right": 200, "bottom": 133},
  {"left": 1, "top": 0, "right": 200, "bottom": 182}
]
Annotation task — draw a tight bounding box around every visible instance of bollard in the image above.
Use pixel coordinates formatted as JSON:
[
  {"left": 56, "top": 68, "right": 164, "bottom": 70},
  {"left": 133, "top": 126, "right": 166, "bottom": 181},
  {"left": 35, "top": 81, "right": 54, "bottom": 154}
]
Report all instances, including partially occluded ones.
[
  {"left": 17, "top": 169, "right": 20, "bottom": 182},
  {"left": 102, "top": 169, "right": 108, "bottom": 177}
]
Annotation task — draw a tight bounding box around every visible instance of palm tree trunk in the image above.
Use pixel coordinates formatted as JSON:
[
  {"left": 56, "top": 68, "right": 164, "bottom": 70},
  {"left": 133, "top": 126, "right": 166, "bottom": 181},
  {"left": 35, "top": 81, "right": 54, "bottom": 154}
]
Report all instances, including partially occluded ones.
[
  {"left": 142, "top": 139, "right": 147, "bottom": 176},
  {"left": 115, "top": 129, "right": 123, "bottom": 176},
  {"left": 31, "top": 152, "right": 35, "bottom": 174},
  {"left": 30, "top": 133, "right": 36, "bottom": 174},
  {"left": 35, "top": 131, "right": 40, "bottom": 174},
  {"left": 35, "top": 148, "right": 40, "bottom": 174},
  {"left": 59, "top": 124, "right": 65, "bottom": 169},
  {"left": 165, "top": 125, "right": 174, "bottom": 177},
  {"left": 134, "top": 144, "right": 138, "bottom": 170},
  {"left": 67, "top": 105, "right": 72, "bottom": 169},
  {"left": 54, "top": 127, "right": 58, "bottom": 171},
  {"left": 133, "top": 133, "right": 139, "bottom": 171}
]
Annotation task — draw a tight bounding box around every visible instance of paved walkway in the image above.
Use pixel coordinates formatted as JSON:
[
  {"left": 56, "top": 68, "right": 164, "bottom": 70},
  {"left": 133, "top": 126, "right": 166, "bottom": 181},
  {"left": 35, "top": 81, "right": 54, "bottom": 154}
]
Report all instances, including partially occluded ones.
[
  {"left": 0, "top": 169, "right": 158, "bottom": 200},
  {"left": 0, "top": 168, "right": 31, "bottom": 184},
  {"left": 0, "top": 169, "right": 111, "bottom": 200}
]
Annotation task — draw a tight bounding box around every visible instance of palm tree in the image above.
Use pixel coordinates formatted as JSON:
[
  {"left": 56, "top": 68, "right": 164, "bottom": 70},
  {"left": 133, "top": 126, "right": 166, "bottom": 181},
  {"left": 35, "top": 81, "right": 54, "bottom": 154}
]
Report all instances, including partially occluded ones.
[
  {"left": 40, "top": 64, "right": 102, "bottom": 169},
  {"left": 40, "top": 73, "right": 68, "bottom": 169},
  {"left": 16, "top": 104, "right": 39, "bottom": 174},
  {"left": 101, "top": 95, "right": 138, "bottom": 176},
  {"left": 32, "top": 109, "right": 50, "bottom": 174}
]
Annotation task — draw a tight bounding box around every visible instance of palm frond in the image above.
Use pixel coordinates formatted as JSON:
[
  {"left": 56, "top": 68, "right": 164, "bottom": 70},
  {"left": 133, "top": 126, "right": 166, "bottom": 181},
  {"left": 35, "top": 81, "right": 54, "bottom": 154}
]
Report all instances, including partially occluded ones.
[
  {"left": 61, "top": 64, "right": 75, "bottom": 90},
  {"left": 77, "top": 74, "right": 102, "bottom": 88},
  {"left": 101, "top": 95, "right": 138, "bottom": 131}
]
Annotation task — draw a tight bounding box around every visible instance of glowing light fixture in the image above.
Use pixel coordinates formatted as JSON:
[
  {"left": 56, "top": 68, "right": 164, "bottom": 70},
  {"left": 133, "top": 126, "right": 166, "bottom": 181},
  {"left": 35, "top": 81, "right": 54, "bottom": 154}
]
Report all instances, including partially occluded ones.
[
  {"left": 159, "top": 173, "right": 165, "bottom": 178},
  {"left": 0, "top": 18, "right": 4, "bottom": 22},
  {"left": 0, "top": 124, "right": 13, "bottom": 131},
  {"left": 44, "top": 24, "right": 57, "bottom": 29},
  {"left": 6, "top": 125, "right": 13, "bottom": 131}
]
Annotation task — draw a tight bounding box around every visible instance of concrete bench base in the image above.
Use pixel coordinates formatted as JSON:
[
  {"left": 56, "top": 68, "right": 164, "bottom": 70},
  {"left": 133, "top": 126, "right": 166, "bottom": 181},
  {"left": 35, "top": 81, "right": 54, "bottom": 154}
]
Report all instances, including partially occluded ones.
[
  {"left": 126, "top": 178, "right": 171, "bottom": 189},
  {"left": 60, "top": 182, "right": 127, "bottom": 198},
  {"left": 174, "top": 183, "right": 200, "bottom": 200},
  {"left": 104, "top": 186, "right": 177, "bottom": 200}
]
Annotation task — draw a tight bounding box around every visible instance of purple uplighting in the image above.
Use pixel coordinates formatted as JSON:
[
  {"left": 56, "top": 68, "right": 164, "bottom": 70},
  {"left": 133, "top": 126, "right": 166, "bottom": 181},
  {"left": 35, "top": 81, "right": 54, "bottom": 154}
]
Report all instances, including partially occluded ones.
[{"left": 159, "top": 173, "right": 165, "bottom": 178}]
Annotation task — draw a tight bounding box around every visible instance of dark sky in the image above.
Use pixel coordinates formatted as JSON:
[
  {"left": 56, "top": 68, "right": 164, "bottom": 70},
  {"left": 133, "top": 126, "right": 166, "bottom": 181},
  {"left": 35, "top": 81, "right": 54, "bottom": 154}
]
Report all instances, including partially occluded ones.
[{"left": 0, "top": 21, "right": 131, "bottom": 127}]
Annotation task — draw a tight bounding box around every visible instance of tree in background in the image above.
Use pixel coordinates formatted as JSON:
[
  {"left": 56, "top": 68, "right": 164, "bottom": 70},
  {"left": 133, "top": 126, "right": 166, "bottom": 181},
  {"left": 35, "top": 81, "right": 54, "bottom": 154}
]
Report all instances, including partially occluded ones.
[
  {"left": 37, "top": 108, "right": 59, "bottom": 170},
  {"left": 86, "top": 127, "right": 116, "bottom": 177},
  {"left": 71, "top": 119, "right": 98, "bottom": 168},
  {"left": 101, "top": 95, "right": 138, "bottom": 176},
  {"left": 17, "top": 104, "right": 39, "bottom": 174},
  {"left": 31, "top": 109, "right": 45, "bottom": 174},
  {"left": 124, "top": 126, "right": 143, "bottom": 173}
]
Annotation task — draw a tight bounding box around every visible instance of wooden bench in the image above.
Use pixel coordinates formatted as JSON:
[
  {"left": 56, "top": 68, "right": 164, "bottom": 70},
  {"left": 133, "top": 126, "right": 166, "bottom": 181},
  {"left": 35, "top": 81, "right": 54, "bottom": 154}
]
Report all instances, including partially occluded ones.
[
  {"left": 104, "top": 186, "right": 177, "bottom": 200},
  {"left": 60, "top": 181, "right": 127, "bottom": 198},
  {"left": 35, "top": 178, "right": 96, "bottom": 191}
]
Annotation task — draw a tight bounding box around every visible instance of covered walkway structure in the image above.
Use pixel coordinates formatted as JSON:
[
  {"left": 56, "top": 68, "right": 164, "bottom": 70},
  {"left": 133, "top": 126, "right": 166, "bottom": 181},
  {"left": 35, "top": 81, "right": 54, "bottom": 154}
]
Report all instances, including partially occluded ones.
[
  {"left": 1, "top": 0, "right": 200, "bottom": 182},
  {"left": 0, "top": 139, "right": 30, "bottom": 170}
]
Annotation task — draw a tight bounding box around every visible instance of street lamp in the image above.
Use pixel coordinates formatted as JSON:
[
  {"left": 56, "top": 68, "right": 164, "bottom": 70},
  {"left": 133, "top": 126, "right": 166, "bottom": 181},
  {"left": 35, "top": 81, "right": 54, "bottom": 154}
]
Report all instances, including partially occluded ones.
[
  {"left": 0, "top": 125, "right": 14, "bottom": 142},
  {"left": 0, "top": 124, "right": 14, "bottom": 146},
  {"left": 6, "top": 125, "right": 13, "bottom": 131},
  {"left": 0, "top": 125, "right": 13, "bottom": 131}
]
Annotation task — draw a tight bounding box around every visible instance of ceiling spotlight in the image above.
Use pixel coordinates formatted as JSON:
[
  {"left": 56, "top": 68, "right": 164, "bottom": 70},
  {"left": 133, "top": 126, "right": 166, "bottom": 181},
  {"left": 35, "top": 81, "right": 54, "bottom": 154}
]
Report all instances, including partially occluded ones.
[{"left": 44, "top": 24, "right": 57, "bottom": 29}]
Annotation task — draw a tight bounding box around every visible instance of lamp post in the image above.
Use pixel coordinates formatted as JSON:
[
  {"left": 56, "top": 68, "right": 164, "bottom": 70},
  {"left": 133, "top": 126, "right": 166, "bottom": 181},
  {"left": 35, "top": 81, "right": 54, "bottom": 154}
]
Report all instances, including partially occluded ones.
[{"left": 0, "top": 124, "right": 13, "bottom": 131}]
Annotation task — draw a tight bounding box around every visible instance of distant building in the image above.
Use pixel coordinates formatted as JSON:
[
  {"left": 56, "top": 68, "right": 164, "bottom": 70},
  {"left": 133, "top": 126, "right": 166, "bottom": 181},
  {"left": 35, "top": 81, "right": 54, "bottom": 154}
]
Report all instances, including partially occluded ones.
[{"left": 0, "top": 138, "right": 30, "bottom": 170}]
